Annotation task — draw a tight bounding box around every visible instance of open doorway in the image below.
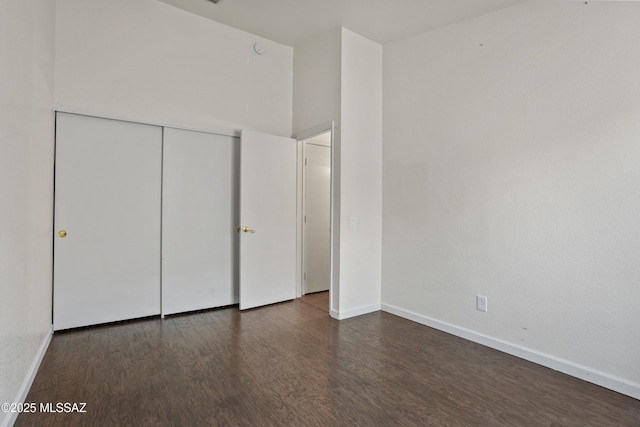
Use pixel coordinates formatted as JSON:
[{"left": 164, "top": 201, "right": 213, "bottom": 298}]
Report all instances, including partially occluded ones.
[{"left": 296, "top": 125, "right": 333, "bottom": 313}]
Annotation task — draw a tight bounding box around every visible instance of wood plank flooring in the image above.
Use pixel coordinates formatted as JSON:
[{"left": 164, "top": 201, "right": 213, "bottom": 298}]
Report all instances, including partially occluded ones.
[
  {"left": 299, "top": 290, "right": 329, "bottom": 312},
  {"left": 17, "top": 299, "right": 640, "bottom": 426}
]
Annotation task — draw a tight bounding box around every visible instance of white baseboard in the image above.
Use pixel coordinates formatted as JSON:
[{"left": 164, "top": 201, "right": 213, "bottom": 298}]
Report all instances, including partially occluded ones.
[
  {"left": 382, "top": 304, "right": 640, "bottom": 401},
  {"left": 2, "top": 328, "right": 52, "bottom": 427},
  {"left": 330, "top": 304, "right": 381, "bottom": 320}
]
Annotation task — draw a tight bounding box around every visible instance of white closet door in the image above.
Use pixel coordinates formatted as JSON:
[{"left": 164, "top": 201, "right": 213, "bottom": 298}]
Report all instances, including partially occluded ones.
[
  {"left": 53, "top": 113, "right": 162, "bottom": 330},
  {"left": 162, "top": 128, "right": 237, "bottom": 315},
  {"left": 239, "top": 130, "right": 297, "bottom": 310}
]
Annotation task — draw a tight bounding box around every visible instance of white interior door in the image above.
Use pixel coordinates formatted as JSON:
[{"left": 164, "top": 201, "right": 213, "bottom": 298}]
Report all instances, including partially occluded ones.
[
  {"left": 303, "top": 142, "right": 331, "bottom": 294},
  {"left": 53, "top": 113, "right": 162, "bottom": 330},
  {"left": 162, "top": 128, "right": 238, "bottom": 314},
  {"left": 162, "top": 128, "right": 238, "bottom": 315},
  {"left": 239, "top": 130, "right": 297, "bottom": 310}
]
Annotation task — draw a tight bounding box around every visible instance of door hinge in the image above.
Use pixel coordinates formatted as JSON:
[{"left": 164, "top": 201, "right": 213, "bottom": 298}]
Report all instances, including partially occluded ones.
[
  {"left": 304, "top": 215, "right": 306, "bottom": 223},
  {"left": 305, "top": 158, "right": 307, "bottom": 165},
  {"left": 304, "top": 272, "right": 306, "bottom": 280}
]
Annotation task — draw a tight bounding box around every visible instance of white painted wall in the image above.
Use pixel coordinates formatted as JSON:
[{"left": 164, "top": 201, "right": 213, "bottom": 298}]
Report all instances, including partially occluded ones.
[
  {"left": 293, "top": 30, "right": 343, "bottom": 313},
  {"left": 292, "top": 29, "right": 342, "bottom": 136},
  {"left": 0, "top": 1, "right": 55, "bottom": 425},
  {"left": 338, "top": 29, "right": 383, "bottom": 316},
  {"left": 383, "top": 0, "right": 640, "bottom": 388},
  {"left": 55, "top": 0, "right": 293, "bottom": 137},
  {"left": 293, "top": 29, "right": 382, "bottom": 319}
]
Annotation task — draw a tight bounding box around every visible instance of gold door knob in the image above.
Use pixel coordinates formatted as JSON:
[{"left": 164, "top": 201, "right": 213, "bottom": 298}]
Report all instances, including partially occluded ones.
[
  {"left": 242, "top": 226, "right": 255, "bottom": 233},
  {"left": 58, "top": 230, "right": 67, "bottom": 238}
]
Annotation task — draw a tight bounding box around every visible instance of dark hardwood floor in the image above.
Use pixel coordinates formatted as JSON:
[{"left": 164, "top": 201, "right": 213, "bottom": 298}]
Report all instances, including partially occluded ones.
[
  {"left": 299, "top": 290, "right": 329, "bottom": 312},
  {"left": 17, "top": 299, "right": 640, "bottom": 426}
]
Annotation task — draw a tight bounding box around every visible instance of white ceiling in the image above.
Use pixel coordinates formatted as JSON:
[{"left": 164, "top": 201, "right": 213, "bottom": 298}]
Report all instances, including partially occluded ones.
[{"left": 158, "top": 0, "right": 527, "bottom": 46}]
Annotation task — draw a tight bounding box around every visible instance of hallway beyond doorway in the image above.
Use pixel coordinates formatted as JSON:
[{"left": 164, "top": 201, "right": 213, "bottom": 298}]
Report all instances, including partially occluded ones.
[{"left": 298, "top": 290, "right": 329, "bottom": 313}]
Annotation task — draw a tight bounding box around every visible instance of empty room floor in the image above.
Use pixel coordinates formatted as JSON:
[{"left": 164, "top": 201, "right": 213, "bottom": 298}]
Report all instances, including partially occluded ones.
[{"left": 16, "top": 300, "right": 640, "bottom": 426}]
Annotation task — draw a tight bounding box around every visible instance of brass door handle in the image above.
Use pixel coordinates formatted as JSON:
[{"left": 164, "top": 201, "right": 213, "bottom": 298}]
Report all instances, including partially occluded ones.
[
  {"left": 238, "top": 226, "right": 255, "bottom": 233},
  {"left": 58, "top": 230, "right": 67, "bottom": 238}
]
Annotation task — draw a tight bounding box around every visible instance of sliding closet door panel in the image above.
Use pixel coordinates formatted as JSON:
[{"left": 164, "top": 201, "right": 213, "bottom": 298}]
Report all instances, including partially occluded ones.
[
  {"left": 162, "top": 128, "right": 237, "bottom": 315},
  {"left": 54, "top": 113, "right": 162, "bottom": 330}
]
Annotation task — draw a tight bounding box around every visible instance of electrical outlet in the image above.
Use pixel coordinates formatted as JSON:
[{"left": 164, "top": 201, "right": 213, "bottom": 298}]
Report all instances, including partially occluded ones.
[{"left": 476, "top": 295, "right": 488, "bottom": 312}]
